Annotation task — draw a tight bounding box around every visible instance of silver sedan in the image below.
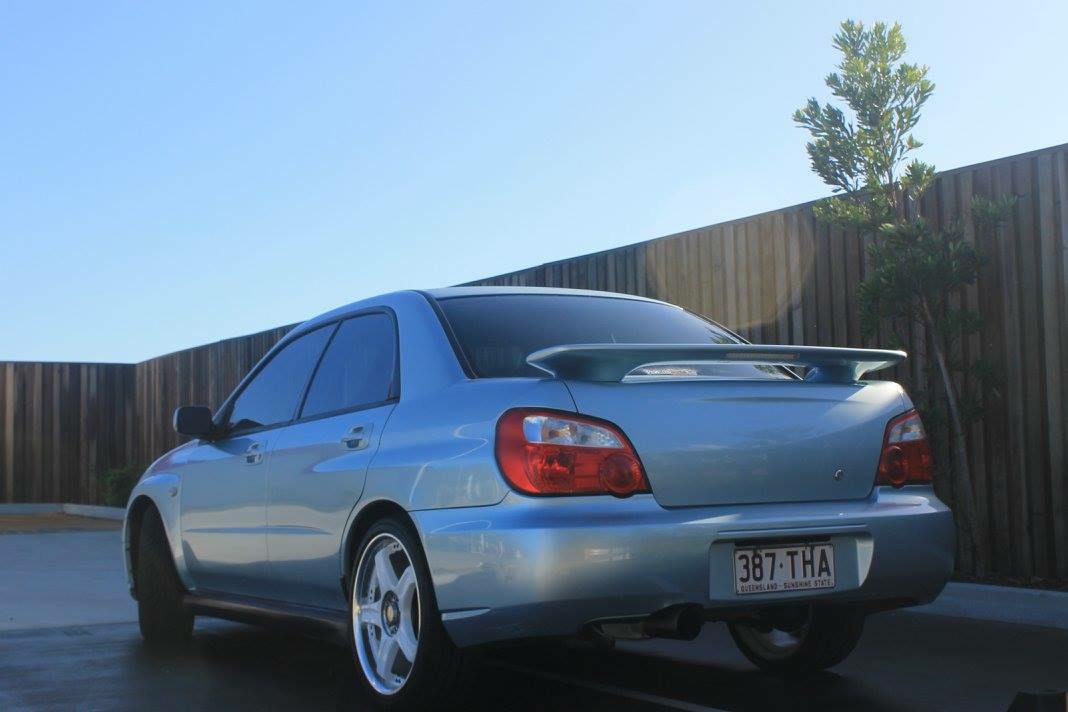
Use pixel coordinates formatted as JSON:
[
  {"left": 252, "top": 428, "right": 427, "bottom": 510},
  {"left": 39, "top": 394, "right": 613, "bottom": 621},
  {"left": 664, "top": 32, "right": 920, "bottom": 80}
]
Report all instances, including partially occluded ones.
[{"left": 124, "top": 287, "right": 954, "bottom": 710}]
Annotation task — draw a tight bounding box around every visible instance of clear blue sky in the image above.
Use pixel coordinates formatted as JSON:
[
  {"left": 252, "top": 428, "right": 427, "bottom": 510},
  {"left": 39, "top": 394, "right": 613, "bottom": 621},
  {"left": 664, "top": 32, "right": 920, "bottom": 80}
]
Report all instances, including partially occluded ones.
[{"left": 3, "top": 1, "right": 1065, "bottom": 362}]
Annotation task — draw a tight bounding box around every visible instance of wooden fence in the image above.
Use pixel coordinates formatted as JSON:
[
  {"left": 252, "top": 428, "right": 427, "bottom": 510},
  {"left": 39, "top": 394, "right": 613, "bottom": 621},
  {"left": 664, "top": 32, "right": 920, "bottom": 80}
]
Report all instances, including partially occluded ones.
[
  {"left": 0, "top": 326, "right": 291, "bottom": 505},
  {"left": 0, "top": 362, "right": 133, "bottom": 504},
  {"left": 0, "top": 142, "right": 1065, "bottom": 579}
]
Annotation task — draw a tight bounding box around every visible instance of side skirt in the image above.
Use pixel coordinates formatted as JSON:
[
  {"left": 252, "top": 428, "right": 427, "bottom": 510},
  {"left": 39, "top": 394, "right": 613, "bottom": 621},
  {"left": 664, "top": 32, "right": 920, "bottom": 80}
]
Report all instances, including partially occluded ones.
[{"left": 184, "top": 592, "right": 349, "bottom": 644}]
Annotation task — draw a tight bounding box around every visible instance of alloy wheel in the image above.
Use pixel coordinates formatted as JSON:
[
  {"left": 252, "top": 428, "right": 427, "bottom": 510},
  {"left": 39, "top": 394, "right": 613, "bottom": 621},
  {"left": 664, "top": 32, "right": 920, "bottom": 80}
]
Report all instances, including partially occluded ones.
[{"left": 353, "top": 532, "right": 421, "bottom": 695}]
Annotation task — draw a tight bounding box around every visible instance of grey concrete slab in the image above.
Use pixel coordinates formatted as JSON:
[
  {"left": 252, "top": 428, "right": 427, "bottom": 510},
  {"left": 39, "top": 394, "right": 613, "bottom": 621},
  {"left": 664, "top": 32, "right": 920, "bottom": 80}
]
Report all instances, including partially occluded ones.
[
  {"left": 61, "top": 504, "right": 124, "bottom": 520},
  {"left": 0, "top": 530, "right": 135, "bottom": 631},
  {"left": 0, "top": 504, "right": 125, "bottom": 520},
  {"left": 912, "top": 581, "right": 1068, "bottom": 630}
]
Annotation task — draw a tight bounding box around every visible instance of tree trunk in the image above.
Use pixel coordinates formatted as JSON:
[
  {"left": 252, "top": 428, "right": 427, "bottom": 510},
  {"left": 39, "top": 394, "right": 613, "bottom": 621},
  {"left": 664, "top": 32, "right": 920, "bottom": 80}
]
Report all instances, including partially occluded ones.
[{"left": 921, "top": 297, "right": 988, "bottom": 575}]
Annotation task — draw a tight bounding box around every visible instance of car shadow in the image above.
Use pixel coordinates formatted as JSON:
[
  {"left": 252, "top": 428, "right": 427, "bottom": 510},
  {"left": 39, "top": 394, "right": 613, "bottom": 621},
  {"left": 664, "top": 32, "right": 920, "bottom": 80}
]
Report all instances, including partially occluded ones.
[
  {"left": 491, "top": 637, "right": 909, "bottom": 712},
  {"left": 126, "top": 620, "right": 908, "bottom": 711}
]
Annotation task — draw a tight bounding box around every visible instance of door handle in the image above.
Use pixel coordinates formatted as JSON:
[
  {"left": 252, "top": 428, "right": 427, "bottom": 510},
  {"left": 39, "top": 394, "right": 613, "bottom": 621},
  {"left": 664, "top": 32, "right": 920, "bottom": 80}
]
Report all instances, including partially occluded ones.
[
  {"left": 244, "top": 442, "right": 263, "bottom": 465},
  {"left": 341, "top": 424, "right": 372, "bottom": 450}
]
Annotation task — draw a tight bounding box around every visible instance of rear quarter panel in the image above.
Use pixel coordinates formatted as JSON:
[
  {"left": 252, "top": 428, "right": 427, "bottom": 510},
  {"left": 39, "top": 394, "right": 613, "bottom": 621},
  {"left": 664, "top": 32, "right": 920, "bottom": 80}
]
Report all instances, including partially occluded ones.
[{"left": 362, "top": 378, "right": 577, "bottom": 511}]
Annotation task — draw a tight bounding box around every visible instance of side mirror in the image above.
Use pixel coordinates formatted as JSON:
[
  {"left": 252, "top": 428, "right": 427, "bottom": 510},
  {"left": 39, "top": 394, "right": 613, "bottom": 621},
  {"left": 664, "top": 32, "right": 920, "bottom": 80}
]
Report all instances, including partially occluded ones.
[{"left": 173, "top": 406, "right": 215, "bottom": 438}]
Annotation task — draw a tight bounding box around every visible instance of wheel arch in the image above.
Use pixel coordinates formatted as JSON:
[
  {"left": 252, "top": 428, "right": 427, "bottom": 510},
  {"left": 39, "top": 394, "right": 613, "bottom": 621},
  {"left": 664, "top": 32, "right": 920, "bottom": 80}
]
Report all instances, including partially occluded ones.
[
  {"left": 124, "top": 472, "right": 191, "bottom": 595},
  {"left": 124, "top": 494, "right": 157, "bottom": 598},
  {"left": 340, "top": 498, "right": 419, "bottom": 596}
]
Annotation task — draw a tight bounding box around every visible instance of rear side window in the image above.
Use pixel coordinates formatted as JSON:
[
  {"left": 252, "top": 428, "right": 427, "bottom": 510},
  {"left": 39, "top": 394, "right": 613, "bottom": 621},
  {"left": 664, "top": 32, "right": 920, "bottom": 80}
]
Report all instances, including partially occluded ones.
[
  {"left": 226, "top": 326, "right": 334, "bottom": 433},
  {"left": 437, "top": 294, "right": 787, "bottom": 379},
  {"left": 301, "top": 313, "right": 397, "bottom": 418}
]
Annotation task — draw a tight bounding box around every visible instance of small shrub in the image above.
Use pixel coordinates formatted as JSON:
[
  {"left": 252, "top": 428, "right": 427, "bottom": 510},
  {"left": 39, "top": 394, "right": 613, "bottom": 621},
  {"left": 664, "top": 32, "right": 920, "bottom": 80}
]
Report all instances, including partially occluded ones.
[{"left": 101, "top": 466, "right": 142, "bottom": 507}]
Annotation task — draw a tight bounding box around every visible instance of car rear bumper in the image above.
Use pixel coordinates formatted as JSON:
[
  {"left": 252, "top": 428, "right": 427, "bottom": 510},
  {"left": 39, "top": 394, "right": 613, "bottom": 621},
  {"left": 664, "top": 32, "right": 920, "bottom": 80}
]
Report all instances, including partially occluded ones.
[{"left": 412, "top": 487, "right": 954, "bottom": 648}]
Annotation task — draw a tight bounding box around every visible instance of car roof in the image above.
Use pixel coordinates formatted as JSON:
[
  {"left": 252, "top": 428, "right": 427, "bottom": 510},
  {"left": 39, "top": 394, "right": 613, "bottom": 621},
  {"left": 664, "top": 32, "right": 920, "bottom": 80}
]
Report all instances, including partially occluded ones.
[
  {"left": 289, "top": 286, "right": 669, "bottom": 342},
  {"left": 423, "top": 286, "right": 662, "bottom": 302}
]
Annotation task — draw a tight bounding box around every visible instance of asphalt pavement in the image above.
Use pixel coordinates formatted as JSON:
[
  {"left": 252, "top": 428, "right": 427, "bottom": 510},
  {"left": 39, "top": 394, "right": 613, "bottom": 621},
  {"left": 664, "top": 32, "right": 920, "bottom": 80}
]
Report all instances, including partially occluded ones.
[{"left": 1, "top": 517, "right": 1066, "bottom": 711}]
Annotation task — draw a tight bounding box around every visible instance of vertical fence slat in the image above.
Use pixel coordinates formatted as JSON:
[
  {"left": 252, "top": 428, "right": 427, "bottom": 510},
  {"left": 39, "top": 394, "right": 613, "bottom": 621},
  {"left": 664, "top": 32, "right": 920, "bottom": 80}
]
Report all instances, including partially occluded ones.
[{"left": 1038, "top": 152, "right": 1066, "bottom": 578}]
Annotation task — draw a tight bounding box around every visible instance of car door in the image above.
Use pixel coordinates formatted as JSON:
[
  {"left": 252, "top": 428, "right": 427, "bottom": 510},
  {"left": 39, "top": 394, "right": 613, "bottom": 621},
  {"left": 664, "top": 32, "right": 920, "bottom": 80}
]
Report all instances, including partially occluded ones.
[
  {"left": 180, "top": 325, "right": 335, "bottom": 598},
  {"left": 265, "top": 311, "right": 399, "bottom": 609}
]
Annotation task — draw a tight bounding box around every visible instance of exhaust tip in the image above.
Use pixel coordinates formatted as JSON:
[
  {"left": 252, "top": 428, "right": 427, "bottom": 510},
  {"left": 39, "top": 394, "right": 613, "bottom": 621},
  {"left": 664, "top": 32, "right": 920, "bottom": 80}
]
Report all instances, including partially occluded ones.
[{"left": 640, "top": 604, "right": 704, "bottom": 641}]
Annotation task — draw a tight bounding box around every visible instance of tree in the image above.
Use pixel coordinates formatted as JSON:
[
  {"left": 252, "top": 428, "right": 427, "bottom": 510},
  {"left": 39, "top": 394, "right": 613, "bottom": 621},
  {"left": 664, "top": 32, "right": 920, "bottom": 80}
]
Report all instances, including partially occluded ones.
[
  {"left": 793, "top": 20, "right": 1013, "bottom": 573},
  {"left": 793, "top": 20, "right": 934, "bottom": 228}
]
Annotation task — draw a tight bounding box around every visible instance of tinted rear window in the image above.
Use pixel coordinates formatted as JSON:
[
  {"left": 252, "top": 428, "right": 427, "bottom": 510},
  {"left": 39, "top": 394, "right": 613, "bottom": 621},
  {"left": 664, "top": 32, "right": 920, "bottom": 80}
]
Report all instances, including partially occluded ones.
[
  {"left": 301, "top": 313, "right": 398, "bottom": 418},
  {"left": 437, "top": 294, "right": 787, "bottom": 379}
]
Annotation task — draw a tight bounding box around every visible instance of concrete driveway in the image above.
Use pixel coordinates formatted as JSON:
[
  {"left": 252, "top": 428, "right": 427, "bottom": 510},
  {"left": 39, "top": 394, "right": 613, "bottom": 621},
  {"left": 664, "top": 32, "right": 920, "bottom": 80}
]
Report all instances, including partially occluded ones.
[
  {"left": 1, "top": 517, "right": 1066, "bottom": 711},
  {"left": 1, "top": 519, "right": 135, "bottom": 631}
]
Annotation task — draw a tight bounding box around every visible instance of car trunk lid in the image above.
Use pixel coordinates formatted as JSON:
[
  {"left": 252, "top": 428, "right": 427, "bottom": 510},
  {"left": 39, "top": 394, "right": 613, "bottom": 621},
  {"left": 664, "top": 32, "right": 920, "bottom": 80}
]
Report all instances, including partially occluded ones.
[{"left": 528, "top": 344, "right": 908, "bottom": 507}]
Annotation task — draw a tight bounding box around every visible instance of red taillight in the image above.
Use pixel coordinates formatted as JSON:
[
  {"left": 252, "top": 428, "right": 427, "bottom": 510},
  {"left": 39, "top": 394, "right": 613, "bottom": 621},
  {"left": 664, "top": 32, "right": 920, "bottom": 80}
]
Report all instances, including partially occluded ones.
[
  {"left": 875, "top": 410, "right": 934, "bottom": 487},
  {"left": 495, "top": 409, "right": 650, "bottom": 497}
]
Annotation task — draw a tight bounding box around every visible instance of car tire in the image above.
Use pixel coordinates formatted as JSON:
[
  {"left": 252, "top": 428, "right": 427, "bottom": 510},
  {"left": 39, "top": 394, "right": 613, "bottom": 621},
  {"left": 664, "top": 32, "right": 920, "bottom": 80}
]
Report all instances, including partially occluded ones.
[
  {"left": 728, "top": 605, "right": 865, "bottom": 673},
  {"left": 135, "top": 506, "right": 194, "bottom": 645},
  {"left": 348, "top": 516, "right": 473, "bottom": 710}
]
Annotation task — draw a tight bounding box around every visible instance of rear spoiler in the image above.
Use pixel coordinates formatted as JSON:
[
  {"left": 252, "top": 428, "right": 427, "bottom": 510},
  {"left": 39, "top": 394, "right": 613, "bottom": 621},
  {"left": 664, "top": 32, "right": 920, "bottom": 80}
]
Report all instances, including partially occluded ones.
[{"left": 526, "top": 344, "right": 906, "bottom": 384}]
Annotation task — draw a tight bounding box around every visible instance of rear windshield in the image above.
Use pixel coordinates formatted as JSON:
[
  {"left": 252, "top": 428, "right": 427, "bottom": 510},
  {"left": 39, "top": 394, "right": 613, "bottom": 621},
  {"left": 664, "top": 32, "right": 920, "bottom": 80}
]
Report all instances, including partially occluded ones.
[{"left": 436, "top": 294, "right": 790, "bottom": 379}]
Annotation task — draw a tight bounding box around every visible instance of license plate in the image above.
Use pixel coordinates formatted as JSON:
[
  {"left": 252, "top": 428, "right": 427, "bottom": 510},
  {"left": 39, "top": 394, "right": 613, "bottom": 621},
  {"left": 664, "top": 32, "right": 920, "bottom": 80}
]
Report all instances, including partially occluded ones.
[{"left": 733, "top": 543, "right": 835, "bottom": 595}]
